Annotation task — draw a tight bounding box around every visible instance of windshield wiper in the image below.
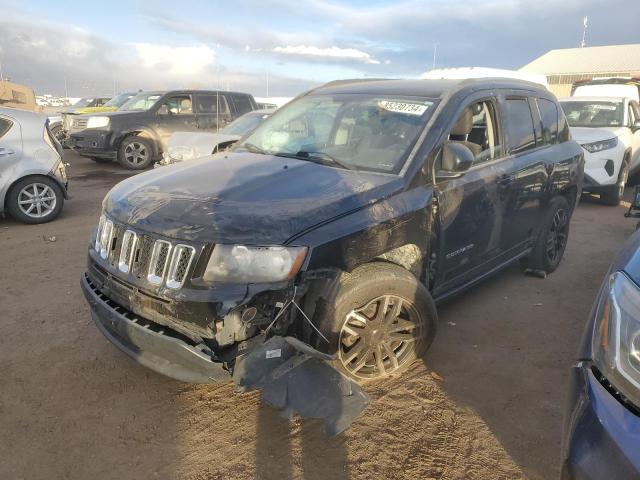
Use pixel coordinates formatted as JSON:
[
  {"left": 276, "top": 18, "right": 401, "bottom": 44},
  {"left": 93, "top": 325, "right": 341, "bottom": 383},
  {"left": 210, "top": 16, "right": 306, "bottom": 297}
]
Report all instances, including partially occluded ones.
[{"left": 282, "top": 150, "right": 353, "bottom": 170}]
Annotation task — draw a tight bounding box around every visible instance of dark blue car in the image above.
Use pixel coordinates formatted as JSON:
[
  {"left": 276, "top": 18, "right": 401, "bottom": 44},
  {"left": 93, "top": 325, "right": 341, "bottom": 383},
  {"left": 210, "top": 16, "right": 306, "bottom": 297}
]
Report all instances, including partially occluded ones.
[{"left": 562, "top": 229, "right": 640, "bottom": 479}]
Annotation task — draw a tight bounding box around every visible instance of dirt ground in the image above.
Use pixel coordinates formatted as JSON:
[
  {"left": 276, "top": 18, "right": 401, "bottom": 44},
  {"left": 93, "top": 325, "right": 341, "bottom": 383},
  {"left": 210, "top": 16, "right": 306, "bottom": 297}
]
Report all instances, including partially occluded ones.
[{"left": 0, "top": 151, "right": 634, "bottom": 480}]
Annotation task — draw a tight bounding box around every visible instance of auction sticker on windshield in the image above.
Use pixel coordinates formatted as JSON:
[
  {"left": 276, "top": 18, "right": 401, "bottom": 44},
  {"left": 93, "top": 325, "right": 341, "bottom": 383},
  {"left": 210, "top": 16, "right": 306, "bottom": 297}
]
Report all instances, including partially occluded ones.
[{"left": 378, "top": 100, "right": 430, "bottom": 116}]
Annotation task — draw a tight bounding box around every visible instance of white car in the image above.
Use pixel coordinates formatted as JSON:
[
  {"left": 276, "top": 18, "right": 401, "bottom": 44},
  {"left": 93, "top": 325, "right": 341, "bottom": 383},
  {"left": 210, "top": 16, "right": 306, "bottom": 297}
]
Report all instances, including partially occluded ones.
[
  {"left": 0, "top": 107, "right": 68, "bottom": 223},
  {"left": 560, "top": 97, "right": 640, "bottom": 205},
  {"left": 155, "top": 109, "right": 273, "bottom": 167}
]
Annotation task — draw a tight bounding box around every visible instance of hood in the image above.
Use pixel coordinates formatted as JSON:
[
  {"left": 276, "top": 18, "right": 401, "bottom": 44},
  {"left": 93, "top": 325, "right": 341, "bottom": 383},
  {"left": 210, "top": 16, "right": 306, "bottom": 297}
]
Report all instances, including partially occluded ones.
[
  {"left": 74, "top": 106, "right": 118, "bottom": 114},
  {"left": 570, "top": 126, "right": 626, "bottom": 145},
  {"left": 166, "top": 132, "right": 240, "bottom": 163},
  {"left": 104, "top": 152, "right": 402, "bottom": 244}
]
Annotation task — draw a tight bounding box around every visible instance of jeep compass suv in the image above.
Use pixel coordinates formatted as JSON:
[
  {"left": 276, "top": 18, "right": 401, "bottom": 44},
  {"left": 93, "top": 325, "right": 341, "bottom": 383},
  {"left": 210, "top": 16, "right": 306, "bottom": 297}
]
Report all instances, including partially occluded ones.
[{"left": 81, "top": 78, "right": 583, "bottom": 427}]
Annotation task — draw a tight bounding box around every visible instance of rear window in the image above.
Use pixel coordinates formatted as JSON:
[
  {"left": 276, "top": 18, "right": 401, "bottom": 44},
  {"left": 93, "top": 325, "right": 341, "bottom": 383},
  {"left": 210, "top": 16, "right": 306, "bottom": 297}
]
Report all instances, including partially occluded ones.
[
  {"left": 232, "top": 95, "right": 254, "bottom": 115},
  {"left": 536, "top": 98, "right": 559, "bottom": 146},
  {"left": 0, "top": 118, "right": 13, "bottom": 138},
  {"left": 503, "top": 98, "right": 536, "bottom": 154}
]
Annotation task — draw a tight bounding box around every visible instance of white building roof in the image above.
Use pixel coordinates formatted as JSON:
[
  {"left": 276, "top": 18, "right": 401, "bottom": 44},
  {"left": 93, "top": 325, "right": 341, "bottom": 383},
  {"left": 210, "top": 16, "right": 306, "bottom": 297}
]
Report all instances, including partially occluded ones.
[
  {"left": 520, "top": 44, "right": 640, "bottom": 75},
  {"left": 420, "top": 67, "right": 548, "bottom": 86}
]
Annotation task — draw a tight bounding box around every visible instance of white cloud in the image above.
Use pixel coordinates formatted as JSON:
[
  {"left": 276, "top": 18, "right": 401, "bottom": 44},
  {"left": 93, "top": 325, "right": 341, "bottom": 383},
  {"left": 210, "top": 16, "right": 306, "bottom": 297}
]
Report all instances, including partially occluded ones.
[
  {"left": 133, "top": 43, "right": 216, "bottom": 76},
  {"left": 273, "top": 45, "right": 380, "bottom": 64}
]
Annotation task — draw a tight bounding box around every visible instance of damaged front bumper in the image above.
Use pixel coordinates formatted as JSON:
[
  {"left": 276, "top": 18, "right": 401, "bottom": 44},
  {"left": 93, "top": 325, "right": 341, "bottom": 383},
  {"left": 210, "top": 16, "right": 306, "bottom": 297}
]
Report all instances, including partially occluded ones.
[
  {"left": 82, "top": 271, "right": 370, "bottom": 434},
  {"left": 82, "top": 272, "right": 229, "bottom": 383}
]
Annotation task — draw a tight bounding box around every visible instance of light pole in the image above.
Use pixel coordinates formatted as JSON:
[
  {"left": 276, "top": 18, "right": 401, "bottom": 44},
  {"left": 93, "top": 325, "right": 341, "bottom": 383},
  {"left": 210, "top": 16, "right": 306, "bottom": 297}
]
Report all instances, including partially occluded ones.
[{"left": 432, "top": 42, "right": 439, "bottom": 69}]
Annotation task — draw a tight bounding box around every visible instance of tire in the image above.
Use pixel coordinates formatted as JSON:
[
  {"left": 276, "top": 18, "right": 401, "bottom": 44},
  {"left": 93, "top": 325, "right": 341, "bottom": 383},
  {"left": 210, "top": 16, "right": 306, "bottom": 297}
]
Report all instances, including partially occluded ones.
[
  {"left": 312, "top": 262, "right": 437, "bottom": 383},
  {"left": 6, "top": 176, "right": 64, "bottom": 224},
  {"left": 601, "top": 158, "right": 629, "bottom": 206},
  {"left": 520, "top": 196, "right": 571, "bottom": 274},
  {"left": 90, "top": 157, "right": 112, "bottom": 163},
  {"left": 118, "top": 136, "right": 154, "bottom": 170}
]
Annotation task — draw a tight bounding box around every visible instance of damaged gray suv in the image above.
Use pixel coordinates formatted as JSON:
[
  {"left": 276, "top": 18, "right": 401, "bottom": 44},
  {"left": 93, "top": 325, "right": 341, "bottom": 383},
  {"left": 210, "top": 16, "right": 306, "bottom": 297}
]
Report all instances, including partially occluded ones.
[{"left": 82, "top": 78, "right": 583, "bottom": 432}]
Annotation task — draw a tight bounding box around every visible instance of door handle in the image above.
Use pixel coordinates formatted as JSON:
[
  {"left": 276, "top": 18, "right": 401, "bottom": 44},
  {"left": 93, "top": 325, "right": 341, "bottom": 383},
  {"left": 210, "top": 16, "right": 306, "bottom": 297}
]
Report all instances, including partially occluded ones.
[{"left": 0, "top": 148, "right": 15, "bottom": 157}]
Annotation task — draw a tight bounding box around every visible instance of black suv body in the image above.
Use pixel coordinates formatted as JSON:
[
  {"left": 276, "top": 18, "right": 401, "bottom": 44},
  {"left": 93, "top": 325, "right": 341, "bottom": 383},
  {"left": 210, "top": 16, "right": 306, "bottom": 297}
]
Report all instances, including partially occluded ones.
[
  {"left": 68, "top": 90, "right": 257, "bottom": 169},
  {"left": 81, "top": 78, "right": 583, "bottom": 427}
]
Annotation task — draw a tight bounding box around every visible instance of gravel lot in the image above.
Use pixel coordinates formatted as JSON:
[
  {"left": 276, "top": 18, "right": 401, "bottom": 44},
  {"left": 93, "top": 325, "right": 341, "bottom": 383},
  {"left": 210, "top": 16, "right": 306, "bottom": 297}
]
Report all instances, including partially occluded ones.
[{"left": 0, "top": 151, "right": 634, "bottom": 480}]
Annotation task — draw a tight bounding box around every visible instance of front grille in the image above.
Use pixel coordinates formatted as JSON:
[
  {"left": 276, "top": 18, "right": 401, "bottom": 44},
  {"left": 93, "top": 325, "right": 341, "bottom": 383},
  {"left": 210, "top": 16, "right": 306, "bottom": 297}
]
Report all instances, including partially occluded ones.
[
  {"left": 118, "top": 230, "right": 137, "bottom": 273},
  {"left": 166, "top": 245, "right": 196, "bottom": 289},
  {"left": 94, "top": 218, "right": 199, "bottom": 289},
  {"left": 148, "top": 240, "right": 172, "bottom": 285}
]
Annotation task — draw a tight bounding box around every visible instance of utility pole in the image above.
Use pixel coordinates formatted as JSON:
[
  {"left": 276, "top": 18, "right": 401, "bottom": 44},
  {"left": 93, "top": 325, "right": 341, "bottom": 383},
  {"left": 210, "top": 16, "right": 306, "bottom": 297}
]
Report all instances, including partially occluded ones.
[
  {"left": 64, "top": 77, "right": 68, "bottom": 98},
  {"left": 266, "top": 70, "right": 269, "bottom": 97},
  {"left": 432, "top": 42, "right": 439, "bottom": 69},
  {"left": 580, "top": 16, "right": 588, "bottom": 48}
]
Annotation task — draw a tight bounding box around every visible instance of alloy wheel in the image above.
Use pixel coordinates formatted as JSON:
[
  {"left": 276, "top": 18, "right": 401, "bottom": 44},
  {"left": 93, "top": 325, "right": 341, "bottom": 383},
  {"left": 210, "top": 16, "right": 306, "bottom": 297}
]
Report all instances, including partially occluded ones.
[
  {"left": 17, "top": 183, "right": 57, "bottom": 218},
  {"left": 124, "top": 141, "right": 149, "bottom": 166},
  {"left": 545, "top": 208, "right": 568, "bottom": 264},
  {"left": 339, "top": 294, "right": 421, "bottom": 380}
]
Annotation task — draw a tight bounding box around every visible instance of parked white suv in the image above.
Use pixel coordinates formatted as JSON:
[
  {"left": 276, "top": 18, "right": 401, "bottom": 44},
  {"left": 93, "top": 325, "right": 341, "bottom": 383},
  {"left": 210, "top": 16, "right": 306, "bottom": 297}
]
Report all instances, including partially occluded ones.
[
  {"left": 560, "top": 97, "right": 640, "bottom": 205},
  {"left": 0, "top": 107, "right": 68, "bottom": 223}
]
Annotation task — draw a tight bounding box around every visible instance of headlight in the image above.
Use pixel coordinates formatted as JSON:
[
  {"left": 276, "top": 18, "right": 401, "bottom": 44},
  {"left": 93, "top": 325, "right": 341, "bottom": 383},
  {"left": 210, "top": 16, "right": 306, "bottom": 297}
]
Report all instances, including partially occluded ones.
[
  {"left": 86, "top": 116, "right": 110, "bottom": 129},
  {"left": 592, "top": 271, "right": 640, "bottom": 407},
  {"left": 203, "top": 245, "right": 307, "bottom": 283},
  {"left": 581, "top": 137, "right": 618, "bottom": 153}
]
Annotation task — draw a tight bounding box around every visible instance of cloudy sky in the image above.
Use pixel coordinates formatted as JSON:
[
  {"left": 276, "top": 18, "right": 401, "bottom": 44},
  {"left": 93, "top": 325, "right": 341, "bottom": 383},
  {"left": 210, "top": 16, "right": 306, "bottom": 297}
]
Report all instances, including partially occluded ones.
[{"left": 1, "top": 0, "right": 639, "bottom": 97}]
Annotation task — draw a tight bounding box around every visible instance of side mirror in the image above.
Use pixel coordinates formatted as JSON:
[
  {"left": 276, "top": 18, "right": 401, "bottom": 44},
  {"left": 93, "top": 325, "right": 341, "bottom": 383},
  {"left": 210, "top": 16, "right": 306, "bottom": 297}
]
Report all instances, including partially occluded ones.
[
  {"left": 438, "top": 142, "right": 474, "bottom": 178},
  {"left": 157, "top": 105, "right": 168, "bottom": 115}
]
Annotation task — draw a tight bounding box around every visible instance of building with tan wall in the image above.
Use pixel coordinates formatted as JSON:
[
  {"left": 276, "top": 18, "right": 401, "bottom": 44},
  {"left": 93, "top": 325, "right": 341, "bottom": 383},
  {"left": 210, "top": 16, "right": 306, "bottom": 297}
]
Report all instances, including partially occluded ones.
[{"left": 519, "top": 44, "right": 640, "bottom": 97}]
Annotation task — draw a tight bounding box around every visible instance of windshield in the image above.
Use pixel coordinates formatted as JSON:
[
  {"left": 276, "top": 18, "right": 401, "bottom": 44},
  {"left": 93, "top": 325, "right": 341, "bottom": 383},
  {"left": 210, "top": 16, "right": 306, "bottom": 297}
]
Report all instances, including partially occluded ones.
[
  {"left": 561, "top": 101, "right": 624, "bottom": 127},
  {"left": 222, "top": 112, "right": 270, "bottom": 136},
  {"left": 235, "top": 94, "right": 436, "bottom": 173},
  {"left": 104, "top": 93, "right": 135, "bottom": 108},
  {"left": 73, "top": 98, "right": 94, "bottom": 107},
  {"left": 119, "top": 93, "right": 162, "bottom": 111}
]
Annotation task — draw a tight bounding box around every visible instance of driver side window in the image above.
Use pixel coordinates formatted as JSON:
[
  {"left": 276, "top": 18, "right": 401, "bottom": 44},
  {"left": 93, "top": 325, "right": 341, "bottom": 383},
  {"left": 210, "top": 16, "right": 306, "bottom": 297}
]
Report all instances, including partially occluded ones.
[
  {"left": 159, "top": 95, "right": 193, "bottom": 115},
  {"left": 447, "top": 100, "right": 502, "bottom": 166}
]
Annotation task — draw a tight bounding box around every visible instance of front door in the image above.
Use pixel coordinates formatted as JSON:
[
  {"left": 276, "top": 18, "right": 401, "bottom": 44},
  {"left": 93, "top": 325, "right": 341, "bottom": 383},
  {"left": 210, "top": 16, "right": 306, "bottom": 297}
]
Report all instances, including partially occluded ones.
[
  {"left": 433, "top": 96, "right": 510, "bottom": 295},
  {"left": 154, "top": 94, "right": 198, "bottom": 148}
]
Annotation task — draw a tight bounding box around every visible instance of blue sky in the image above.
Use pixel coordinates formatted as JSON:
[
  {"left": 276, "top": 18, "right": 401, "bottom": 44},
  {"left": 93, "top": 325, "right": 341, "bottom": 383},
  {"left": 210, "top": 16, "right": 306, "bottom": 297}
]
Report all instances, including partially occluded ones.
[{"left": 1, "top": 0, "right": 639, "bottom": 97}]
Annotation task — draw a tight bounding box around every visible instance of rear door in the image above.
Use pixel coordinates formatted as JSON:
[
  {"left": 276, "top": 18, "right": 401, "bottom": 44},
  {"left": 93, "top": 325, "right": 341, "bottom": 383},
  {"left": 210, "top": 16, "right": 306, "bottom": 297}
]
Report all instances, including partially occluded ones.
[
  {"left": 495, "top": 94, "right": 549, "bottom": 253},
  {"left": 0, "top": 115, "right": 23, "bottom": 187},
  {"left": 194, "top": 93, "right": 232, "bottom": 132}
]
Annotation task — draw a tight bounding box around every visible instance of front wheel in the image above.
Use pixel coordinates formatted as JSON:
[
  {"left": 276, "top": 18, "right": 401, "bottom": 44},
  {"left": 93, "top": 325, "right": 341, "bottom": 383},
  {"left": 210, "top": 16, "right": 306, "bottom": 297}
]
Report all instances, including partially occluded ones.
[
  {"left": 314, "top": 262, "right": 437, "bottom": 383},
  {"left": 118, "top": 136, "right": 154, "bottom": 170},
  {"left": 521, "top": 196, "right": 571, "bottom": 274},
  {"left": 6, "top": 176, "right": 64, "bottom": 224},
  {"left": 601, "top": 160, "right": 629, "bottom": 206}
]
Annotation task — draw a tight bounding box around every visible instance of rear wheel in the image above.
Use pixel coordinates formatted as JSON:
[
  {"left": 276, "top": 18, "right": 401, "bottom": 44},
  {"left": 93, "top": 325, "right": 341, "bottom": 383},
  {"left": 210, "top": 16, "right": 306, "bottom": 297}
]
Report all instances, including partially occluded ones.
[
  {"left": 6, "top": 176, "right": 64, "bottom": 224},
  {"left": 520, "top": 196, "right": 570, "bottom": 274},
  {"left": 601, "top": 159, "right": 629, "bottom": 206},
  {"left": 313, "top": 262, "right": 437, "bottom": 383},
  {"left": 118, "top": 136, "right": 154, "bottom": 170}
]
